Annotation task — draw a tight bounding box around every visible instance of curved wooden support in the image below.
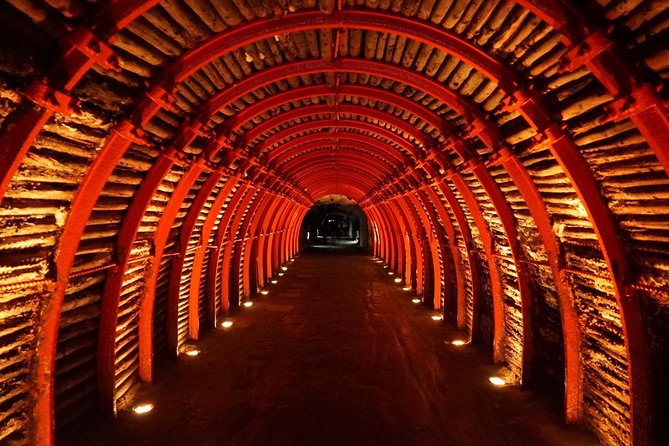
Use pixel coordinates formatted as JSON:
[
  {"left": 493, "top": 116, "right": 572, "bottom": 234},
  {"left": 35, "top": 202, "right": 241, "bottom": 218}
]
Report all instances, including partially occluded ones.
[
  {"left": 97, "top": 151, "right": 176, "bottom": 412},
  {"left": 166, "top": 173, "right": 222, "bottom": 341},
  {"left": 420, "top": 185, "right": 469, "bottom": 326},
  {"left": 234, "top": 192, "right": 269, "bottom": 299},
  {"left": 209, "top": 184, "right": 254, "bottom": 316},
  {"left": 26, "top": 7, "right": 649, "bottom": 444},
  {"left": 278, "top": 154, "right": 394, "bottom": 182},
  {"left": 429, "top": 177, "right": 482, "bottom": 337},
  {"left": 404, "top": 193, "right": 444, "bottom": 307},
  {"left": 260, "top": 199, "right": 290, "bottom": 284},
  {"left": 194, "top": 177, "right": 241, "bottom": 329},
  {"left": 374, "top": 204, "right": 399, "bottom": 273},
  {"left": 276, "top": 202, "right": 299, "bottom": 270},
  {"left": 148, "top": 163, "right": 206, "bottom": 364},
  {"left": 256, "top": 120, "right": 415, "bottom": 166},
  {"left": 220, "top": 189, "right": 260, "bottom": 310},
  {"left": 390, "top": 196, "right": 421, "bottom": 292},
  {"left": 516, "top": 0, "right": 669, "bottom": 182},
  {"left": 249, "top": 197, "right": 282, "bottom": 292},
  {"left": 279, "top": 203, "right": 303, "bottom": 266}
]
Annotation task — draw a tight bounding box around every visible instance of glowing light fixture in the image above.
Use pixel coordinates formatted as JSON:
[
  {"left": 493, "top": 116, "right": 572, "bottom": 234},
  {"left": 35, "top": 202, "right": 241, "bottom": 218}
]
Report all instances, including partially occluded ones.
[
  {"left": 489, "top": 376, "right": 506, "bottom": 386},
  {"left": 383, "top": 265, "right": 388, "bottom": 268},
  {"left": 394, "top": 277, "right": 402, "bottom": 283},
  {"left": 221, "top": 320, "right": 233, "bottom": 328},
  {"left": 403, "top": 287, "right": 411, "bottom": 291},
  {"left": 281, "top": 266, "right": 288, "bottom": 271},
  {"left": 451, "top": 340, "right": 467, "bottom": 346},
  {"left": 431, "top": 315, "right": 443, "bottom": 321},
  {"left": 243, "top": 301, "right": 253, "bottom": 308},
  {"left": 271, "top": 280, "right": 278, "bottom": 284},
  {"left": 185, "top": 349, "right": 200, "bottom": 357},
  {"left": 411, "top": 298, "right": 421, "bottom": 304},
  {"left": 260, "top": 290, "right": 269, "bottom": 295},
  {"left": 278, "top": 272, "right": 284, "bottom": 276},
  {"left": 388, "top": 271, "right": 394, "bottom": 276},
  {"left": 133, "top": 403, "right": 154, "bottom": 414}
]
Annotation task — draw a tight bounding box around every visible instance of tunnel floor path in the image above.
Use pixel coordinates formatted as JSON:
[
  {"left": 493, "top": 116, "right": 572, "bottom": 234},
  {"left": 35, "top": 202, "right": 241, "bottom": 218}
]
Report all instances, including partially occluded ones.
[{"left": 61, "top": 247, "right": 596, "bottom": 446}]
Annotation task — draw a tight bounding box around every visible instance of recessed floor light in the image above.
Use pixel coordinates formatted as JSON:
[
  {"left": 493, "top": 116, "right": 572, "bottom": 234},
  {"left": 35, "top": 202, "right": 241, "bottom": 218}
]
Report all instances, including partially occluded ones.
[
  {"left": 489, "top": 376, "right": 506, "bottom": 386},
  {"left": 260, "top": 290, "right": 269, "bottom": 295},
  {"left": 412, "top": 298, "right": 421, "bottom": 304},
  {"left": 394, "top": 278, "right": 402, "bottom": 283},
  {"left": 133, "top": 403, "right": 154, "bottom": 414},
  {"left": 431, "top": 315, "right": 443, "bottom": 321},
  {"left": 243, "top": 301, "right": 253, "bottom": 308},
  {"left": 221, "top": 320, "right": 233, "bottom": 328},
  {"left": 451, "top": 340, "right": 467, "bottom": 346}
]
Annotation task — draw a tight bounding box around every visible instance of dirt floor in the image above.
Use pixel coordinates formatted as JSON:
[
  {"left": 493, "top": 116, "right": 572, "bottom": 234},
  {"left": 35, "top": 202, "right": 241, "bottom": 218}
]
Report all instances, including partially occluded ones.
[{"left": 59, "top": 247, "right": 597, "bottom": 446}]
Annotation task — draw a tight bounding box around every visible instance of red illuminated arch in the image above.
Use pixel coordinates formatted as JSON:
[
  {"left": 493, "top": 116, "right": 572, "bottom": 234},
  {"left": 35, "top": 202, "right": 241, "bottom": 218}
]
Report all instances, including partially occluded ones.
[{"left": 13, "top": 7, "right": 654, "bottom": 446}]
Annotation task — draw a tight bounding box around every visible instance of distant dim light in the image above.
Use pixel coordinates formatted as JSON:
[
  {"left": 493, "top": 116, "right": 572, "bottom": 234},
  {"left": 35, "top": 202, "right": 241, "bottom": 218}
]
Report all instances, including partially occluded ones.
[
  {"left": 133, "top": 403, "right": 154, "bottom": 414},
  {"left": 431, "top": 315, "right": 443, "bottom": 321},
  {"left": 243, "top": 301, "right": 253, "bottom": 308},
  {"left": 412, "top": 298, "right": 421, "bottom": 304},
  {"left": 185, "top": 349, "right": 200, "bottom": 357},
  {"left": 260, "top": 290, "right": 269, "bottom": 295},
  {"left": 388, "top": 271, "right": 394, "bottom": 276},
  {"left": 489, "top": 376, "right": 506, "bottom": 386},
  {"left": 451, "top": 340, "right": 467, "bottom": 346},
  {"left": 278, "top": 272, "right": 284, "bottom": 276},
  {"left": 403, "top": 287, "right": 411, "bottom": 291},
  {"left": 281, "top": 266, "right": 288, "bottom": 271},
  {"left": 221, "top": 320, "right": 233, "bottom": 328},
  {"left": 383, "top": 265, "right": 388, "bottom": 268},
  {"left": 271, "top": 280, "right": 278, "bottom": 284},
  {"left": 290, "top": 259, "right": 295, "bottom": 262},
  {"left": 394, "top": 277, "right": 402, "bottom": 283}
]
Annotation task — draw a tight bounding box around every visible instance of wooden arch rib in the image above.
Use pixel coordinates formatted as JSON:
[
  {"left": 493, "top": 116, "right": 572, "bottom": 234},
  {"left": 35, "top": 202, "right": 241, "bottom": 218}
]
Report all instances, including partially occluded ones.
[
  {"left": 239, "top": 104, "right": 431, "bottom": 154},
  {"left": 242, "top": 86, "right": 583, "bottom": 419},
  {"left": 265, "top": 132, "right": 409, "bottom": 168},
  {"left": 265, "top": 138, "right": 402, "bottom": 172},
  {"left": 276, "top": 152, "right": 397, "bottom": 180},
  {"left": 32, "top": 55, "right": 588, "bottom": 446},
  {"left": 242, "top": 102, "right": 534, "bottom": 370},
  {"left": 159, "top": 57, "right": 632, "bottom": 374},
  {"left": 271, "top": 143, "right": 397, "bottom": 172},
  {"left": 257, "top": 109, "right": 532, "bottom": 373},
  {"left": 40, "top": 58, "right": 544, "bottom": 442},
  {"left": 248, "top": 117, "right": 420, "bottom": 161},
  {"left": 22, "top": 8, "right": 652, "bottom": 446},
  {"left": 298, "top": 171, "right": 378, "bottom": 198}
]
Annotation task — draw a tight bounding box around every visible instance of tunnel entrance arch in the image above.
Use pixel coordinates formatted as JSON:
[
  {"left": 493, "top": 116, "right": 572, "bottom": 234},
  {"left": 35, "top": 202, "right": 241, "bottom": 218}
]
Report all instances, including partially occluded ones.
[{"left": 300, "top": 195, "right": 369, "bottom": 250}]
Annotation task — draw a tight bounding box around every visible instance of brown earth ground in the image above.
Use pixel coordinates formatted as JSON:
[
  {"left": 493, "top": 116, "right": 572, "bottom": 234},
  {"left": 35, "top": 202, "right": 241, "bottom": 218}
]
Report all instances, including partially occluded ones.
[{"left": 59, "top": 246, "right": 597, "bottom": 446}]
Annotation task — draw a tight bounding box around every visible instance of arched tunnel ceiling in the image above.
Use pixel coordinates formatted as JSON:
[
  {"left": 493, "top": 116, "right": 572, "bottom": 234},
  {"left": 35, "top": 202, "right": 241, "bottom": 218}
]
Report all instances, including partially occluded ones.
[{"left": 0, "top": 0, "right": 668, "bottom": 445}]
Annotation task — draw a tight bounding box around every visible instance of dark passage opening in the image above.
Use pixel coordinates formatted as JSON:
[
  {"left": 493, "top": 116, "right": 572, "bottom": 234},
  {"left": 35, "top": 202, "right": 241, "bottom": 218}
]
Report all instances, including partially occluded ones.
[{"left": 300, "top": 195, "right": 369, "bottom": 250}]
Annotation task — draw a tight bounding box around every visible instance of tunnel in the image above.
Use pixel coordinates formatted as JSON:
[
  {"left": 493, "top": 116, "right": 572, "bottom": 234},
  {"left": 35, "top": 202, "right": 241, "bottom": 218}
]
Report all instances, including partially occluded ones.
[{"left": 0, "top": 0, "right": 668, "bottom": 444}]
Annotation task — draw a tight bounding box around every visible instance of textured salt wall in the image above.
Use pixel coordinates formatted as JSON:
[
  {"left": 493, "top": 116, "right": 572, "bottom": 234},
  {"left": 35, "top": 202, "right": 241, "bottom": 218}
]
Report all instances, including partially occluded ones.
[{"left": 0, "top": 1, "right": 666, "bottom": 445}]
